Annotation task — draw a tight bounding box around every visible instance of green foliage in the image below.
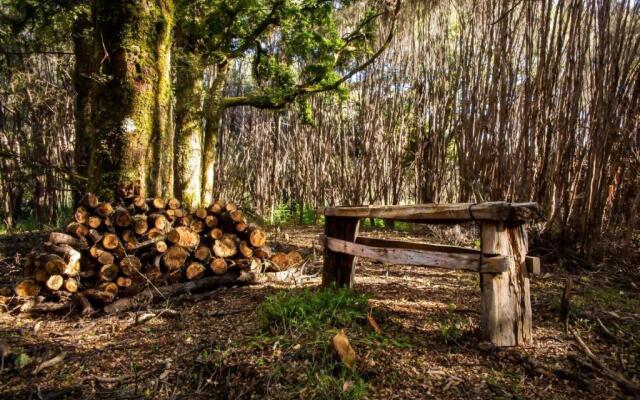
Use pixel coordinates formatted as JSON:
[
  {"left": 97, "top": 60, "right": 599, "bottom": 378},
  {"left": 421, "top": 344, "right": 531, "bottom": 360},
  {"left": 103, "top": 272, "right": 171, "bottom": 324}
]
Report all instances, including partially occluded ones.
[
  {"left": 359, "top": 218, "right": 412, "bottom": 232},
  {"left": 0, "top": 0, "right": 81, "bottom": 52},
  {"left": 0, "top": 206, "right": 73, "bottom": 235},
  {"left": 269, "top": 202, "right": 293, "bottom": 225},
  {"left": 175, "top": 0, "right": 386, "bottom": 108},
  {"left": 256, "top": 287, "right": 372, "bottom": 399},
  {"left": 571, "top": 285, "right": 640, "bottom": 314},
  {"left": 14, "top": 353, "right": 32, "bottom": 369},
  {"left": 297, "top": 96, "right": 316, "bottom": 125},
  {"left": 260, "top": 286, "right": 369, "bottom": 335},
  {"left": 267, "top": 202, "right": 321, "bottom": 225}
]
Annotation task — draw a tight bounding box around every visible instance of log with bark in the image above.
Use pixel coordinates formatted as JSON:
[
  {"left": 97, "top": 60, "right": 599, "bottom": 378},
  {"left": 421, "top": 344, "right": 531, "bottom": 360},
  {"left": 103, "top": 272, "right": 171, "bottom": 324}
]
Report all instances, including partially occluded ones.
[
  {"left": 104, "top": 271, "right": 255, "bottom": 314},
  {"left": 15, "top": 192, "right": 296, "bottom": 314}
]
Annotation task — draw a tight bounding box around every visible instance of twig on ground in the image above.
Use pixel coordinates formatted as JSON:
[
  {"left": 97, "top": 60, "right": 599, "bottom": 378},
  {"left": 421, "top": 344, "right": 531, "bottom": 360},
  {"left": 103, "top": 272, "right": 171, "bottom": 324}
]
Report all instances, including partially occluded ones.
[
  {"left": 33, "top": 352, "right": 67, "bottom": 375},
  {"left": 596, "top": 317, "right": 616, "bottom": 341},
  {"left": 123, "top": 308, "right": 179, "bottom": 331},
  {"left": 571, "top": 329, "right": 640, "bottom": 395},
  {"left": 210, "top": 308, "right": 254, "bottom": 318}
]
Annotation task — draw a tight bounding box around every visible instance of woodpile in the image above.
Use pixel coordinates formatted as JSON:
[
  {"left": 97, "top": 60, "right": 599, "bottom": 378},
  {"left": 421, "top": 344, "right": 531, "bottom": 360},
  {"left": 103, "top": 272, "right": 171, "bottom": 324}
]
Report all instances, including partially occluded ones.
[{"left": 15, "top": 193, "right": 302, "bottom": 310}]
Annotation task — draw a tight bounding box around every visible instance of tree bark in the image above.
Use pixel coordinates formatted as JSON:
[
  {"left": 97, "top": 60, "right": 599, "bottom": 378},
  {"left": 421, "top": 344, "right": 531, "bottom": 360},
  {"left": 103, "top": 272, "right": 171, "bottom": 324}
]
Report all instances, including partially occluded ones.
[
  {"left": 72, "top": 7, "right": 94, "bottom": 198},
  {"left": 174, "top": 47, "right": 205, "bottom": 210},
  {"left": 201, "top": 62, "right": 229, "bottom": 205},
  {"left": 150, "top": 6, "right": 175, "bottom": 198},
  {"left": 89, "top": 0, "right": 174, "bottom": 198}
]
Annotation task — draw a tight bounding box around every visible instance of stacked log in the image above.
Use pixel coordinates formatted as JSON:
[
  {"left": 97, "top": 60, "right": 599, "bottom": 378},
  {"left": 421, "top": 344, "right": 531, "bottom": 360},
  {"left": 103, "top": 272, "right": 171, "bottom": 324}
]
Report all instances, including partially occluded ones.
[{"left": 14, "top": 193, "right": 293, "bottom": 306}]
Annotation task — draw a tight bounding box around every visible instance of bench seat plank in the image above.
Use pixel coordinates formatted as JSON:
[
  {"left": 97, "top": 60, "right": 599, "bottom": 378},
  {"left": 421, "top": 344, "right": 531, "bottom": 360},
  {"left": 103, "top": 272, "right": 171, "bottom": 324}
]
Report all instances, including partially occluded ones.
[
  {"left": 322, "top": 201, "right": 540, "bottom": 223},
  {"left": 321, "top": 235, "right": 511, "bottom": 273}
]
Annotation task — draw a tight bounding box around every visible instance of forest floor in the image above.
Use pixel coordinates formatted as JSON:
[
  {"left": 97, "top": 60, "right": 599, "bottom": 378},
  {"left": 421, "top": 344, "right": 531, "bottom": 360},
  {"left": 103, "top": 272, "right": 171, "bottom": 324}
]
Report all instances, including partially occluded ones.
[{"left": 0, "top": 225, "right": 639, "bottom": 399}]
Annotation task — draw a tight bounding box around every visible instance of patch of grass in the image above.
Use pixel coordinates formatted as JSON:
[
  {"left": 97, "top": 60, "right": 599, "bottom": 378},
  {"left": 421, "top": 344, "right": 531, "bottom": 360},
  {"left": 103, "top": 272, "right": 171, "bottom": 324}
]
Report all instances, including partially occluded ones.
[
  {"left": 253, "top": 287, "right": 381, "bottom": 399},
  {"left": 260, "top": 287, "right": 369, "bottom": 336},
  {"left": 573, "top": 286, "right": 640, "bottom": 314},
  {"left": 267, "top": 202, "right": 324, "bottom": 226}
]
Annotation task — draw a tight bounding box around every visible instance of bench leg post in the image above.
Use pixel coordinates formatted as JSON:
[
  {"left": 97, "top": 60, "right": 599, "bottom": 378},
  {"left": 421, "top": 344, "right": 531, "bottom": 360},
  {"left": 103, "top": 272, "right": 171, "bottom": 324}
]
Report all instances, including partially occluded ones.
[
  {"left": 480, "top": 222, "right": 532, "bottom": 346},
  {"left": 322, "top": 216, "right": 360, "bottom": 288}
]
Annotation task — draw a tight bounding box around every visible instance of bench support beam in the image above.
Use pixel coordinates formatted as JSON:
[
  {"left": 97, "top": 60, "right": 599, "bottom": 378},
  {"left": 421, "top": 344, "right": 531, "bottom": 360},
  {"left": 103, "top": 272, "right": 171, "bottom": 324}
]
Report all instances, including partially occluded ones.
[{"left": 480, "top": 222, "right": 533, "bottom": 346}]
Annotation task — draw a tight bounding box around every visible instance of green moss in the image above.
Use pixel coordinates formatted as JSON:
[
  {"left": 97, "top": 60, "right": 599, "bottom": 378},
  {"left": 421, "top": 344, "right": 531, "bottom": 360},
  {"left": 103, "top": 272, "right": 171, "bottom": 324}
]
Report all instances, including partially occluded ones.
[
  {"left": 573, "top": 286, "right": 640, "bottom": 314},
  {"left": 89, "top": 0, "right": 174, "bottom": 197},
  {"left": 174, "top": 49, "right": 205, "bottom": 209}
]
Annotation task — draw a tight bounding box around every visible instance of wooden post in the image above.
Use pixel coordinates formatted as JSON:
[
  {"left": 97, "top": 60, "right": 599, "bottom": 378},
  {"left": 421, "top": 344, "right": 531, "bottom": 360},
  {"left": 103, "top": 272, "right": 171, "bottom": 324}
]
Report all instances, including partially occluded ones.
[
  {"left": 322, "top": 216, "right": 360, "bottom": 288},
  {"left": 480, "top": 222, "right": 532, "bottom": 346}
]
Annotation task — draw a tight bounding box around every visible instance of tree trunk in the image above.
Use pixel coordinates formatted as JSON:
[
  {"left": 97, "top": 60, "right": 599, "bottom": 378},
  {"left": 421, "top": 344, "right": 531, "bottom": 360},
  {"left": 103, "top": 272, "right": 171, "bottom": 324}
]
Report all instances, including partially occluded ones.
[
  {"left": 150, "top": 8, "right": 174, "bottom": 198},
  {"left": 89, "top": 0, "right": 174, "bottom": 198},
  {"left": 72, "top": 7, "right": 94, "bottom": 198},
  {"left": 174, "top": 48, "right": 205, "bottom": 210},
  {"left": 201, "top": 62, "right": 229, "bottom": 205}
]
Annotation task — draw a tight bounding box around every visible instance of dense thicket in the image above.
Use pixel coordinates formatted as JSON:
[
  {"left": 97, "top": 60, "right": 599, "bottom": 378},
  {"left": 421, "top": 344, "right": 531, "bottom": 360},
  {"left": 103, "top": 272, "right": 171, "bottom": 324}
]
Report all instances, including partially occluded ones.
[
  {"left": 0, "top": 0, "right": 638, "bottom": 251},
  {"left": 215, "top": 0, "right": 640, "bottom": 247}
]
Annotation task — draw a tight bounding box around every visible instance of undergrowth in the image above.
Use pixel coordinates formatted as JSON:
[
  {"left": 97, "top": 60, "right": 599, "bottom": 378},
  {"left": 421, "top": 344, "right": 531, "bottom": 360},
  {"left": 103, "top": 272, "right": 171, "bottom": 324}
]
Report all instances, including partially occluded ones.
[
  {"left": 252, "top": 287, "right": 382, "bottom": 399},
  {"left": 0, "top": 206, "right": 72, "bottom": 235}
]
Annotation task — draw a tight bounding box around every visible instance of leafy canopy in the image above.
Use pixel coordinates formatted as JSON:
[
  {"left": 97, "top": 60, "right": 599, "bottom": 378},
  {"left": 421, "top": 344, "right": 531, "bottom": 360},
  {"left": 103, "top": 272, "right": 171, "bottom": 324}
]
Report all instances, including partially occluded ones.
[{"left": 175, "top": 0, "right": 398, "bottom": 109}]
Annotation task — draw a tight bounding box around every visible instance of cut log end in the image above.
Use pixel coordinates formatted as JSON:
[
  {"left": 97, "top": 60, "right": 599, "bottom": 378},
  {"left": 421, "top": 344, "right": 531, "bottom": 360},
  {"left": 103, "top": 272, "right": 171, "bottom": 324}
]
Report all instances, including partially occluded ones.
[
  {"left": 239, "top": 241, "right": 253, "bottom": 258},
  {"left": 99, "top": 264, "right": 119, "bottom": 282},
  {"left": 150, "top": 197, "right": 166, "bottom": 210},
  {"left": 64, "top": 278, "right": 79, "bottom": 293},
  {"left": 102, "top": 233, "right": 120, "bottom": 250},
  {"left": 186, "top": 262, "right": 206, "bottom": 280},
  {"left": 116, "top": 276, "right": 133, "bottom": 288},
  {"left": 194, "top": 207, "right": 208, "bottom": 220},
  {"left": 167, "top": 198, "right": 181, "bottom": 210},
  {"left": 270, "top": 253, "right": 289, "bottom": 270},
  {"left": 168, "top": 227, "right": 200, "bottom": 249},
  {"left": 120, "top": 256, "right": 142, "bottom": 277},
  {"left": 46, "top": 275, "right": 64, "bottom": 291},
  {"left": 210, "top": 258, "right": 228, "bottom": 275},
  {"left": 205, "top": 215, "right": 218, "bottom": 228},
  {"left": 213, "top": 235, "right": 238, "bottom": 258},
  {"left": 194, "top": 245, "right": 212, "bottom": 261},
  {"left": 79, "top": 193, "right": 100, "bottom": 209},
  {"left": 98, "top": 282, "right": 119, "bottom": 297},
  {"left": 225, "top": 202, "right": 238, "bottom": 213},
  {"left": 15, "top": 280, "right": 41, "bottom": 297},
  {"left": 249, "top": 229, "right": 267, "bottom": 248},
  {"left": 163, "top": 246, "right": 190, "bottom": 270}
]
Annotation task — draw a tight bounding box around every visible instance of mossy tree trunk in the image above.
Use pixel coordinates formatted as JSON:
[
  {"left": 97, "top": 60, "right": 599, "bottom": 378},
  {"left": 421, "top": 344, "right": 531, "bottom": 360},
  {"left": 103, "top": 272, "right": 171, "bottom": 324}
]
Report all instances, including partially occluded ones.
[
  {"left": 174, "top": 48, "right": 205, "bottom": 210},
  {"left": 201, "top": 61, "right": 228, "bottom": 205},
  {"left": 89, "top": 0, "right": 174, "bottom": 199},
  {"left": 150, "top": 8, "right": 174, "bottom": 198}
]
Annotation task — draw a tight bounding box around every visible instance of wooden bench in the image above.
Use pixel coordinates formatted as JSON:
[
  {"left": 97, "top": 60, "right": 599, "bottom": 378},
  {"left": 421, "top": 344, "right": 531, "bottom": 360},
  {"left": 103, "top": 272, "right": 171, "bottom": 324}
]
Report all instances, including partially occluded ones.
[{"left": 320, "top": 202, "right": 542, "bottom": 347}]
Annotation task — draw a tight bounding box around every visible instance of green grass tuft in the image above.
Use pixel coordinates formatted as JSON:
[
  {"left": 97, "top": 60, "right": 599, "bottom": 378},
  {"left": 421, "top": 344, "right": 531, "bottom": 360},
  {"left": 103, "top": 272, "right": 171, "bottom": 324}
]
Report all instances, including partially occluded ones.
[
  {"left": 260, "top": 286, "right": 369, "bottom": 336},
  {"left": 254, "top": 287, "right": 373, "bottom": 399}
]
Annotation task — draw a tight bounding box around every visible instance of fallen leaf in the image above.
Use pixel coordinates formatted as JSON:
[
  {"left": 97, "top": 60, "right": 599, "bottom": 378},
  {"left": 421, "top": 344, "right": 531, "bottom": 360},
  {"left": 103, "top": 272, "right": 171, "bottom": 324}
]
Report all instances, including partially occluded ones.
[
  {"left": 343, "top": 380, "right": 354, "bottom": 392},
  {"left": 332, "top": 329, "right": 356, "bottom": 370},
  {"left": 367, "top": 313, "right": 381, "bottom": 334}
]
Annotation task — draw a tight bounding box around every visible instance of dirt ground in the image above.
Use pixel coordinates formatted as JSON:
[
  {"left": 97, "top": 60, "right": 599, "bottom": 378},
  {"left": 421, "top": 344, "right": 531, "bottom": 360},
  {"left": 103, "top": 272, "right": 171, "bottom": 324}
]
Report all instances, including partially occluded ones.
[{"left": 0, "top": 225, "right": 639, "bottom": 399}]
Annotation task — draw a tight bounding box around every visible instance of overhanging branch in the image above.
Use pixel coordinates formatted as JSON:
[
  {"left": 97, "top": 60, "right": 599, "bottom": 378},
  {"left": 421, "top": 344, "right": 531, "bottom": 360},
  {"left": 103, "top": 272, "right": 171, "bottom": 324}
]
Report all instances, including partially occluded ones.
[{"left": 221, "top": 0, "right": 402, "bottom": 109}]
